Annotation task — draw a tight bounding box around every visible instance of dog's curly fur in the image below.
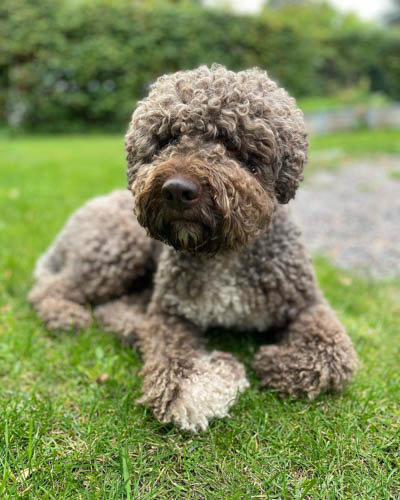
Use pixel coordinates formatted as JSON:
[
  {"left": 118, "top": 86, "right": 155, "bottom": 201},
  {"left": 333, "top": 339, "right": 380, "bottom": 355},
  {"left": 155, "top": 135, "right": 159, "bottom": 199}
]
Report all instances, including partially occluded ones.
[{"left": 29, "top": 65, "right": 358, "bottom": 432}]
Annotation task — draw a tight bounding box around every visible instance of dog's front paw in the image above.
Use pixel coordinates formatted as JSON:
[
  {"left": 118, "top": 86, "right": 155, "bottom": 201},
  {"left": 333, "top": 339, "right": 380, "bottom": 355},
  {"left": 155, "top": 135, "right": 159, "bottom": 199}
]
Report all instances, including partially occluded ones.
[
  {"left": 253, "top": 342, "right": 356, "bottom": 400},
  {"left": 140, "top": 351, "right": 249, "bottom": 432},
  {"left": 166, "top": 351, "right": 249, "bottom": 432},
  {"left": 38, "top": 298, "right": 93, "bottom": 332},
  {"left": 253, "top": 345, "right": 324, "bottom": 399}
]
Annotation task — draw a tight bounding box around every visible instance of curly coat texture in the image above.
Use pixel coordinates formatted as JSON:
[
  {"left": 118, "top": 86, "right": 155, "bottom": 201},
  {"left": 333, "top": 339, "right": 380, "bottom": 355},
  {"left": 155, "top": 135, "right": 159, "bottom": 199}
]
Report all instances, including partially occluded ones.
[{"left": 29, "top": 65, "right": 358, "bottom": 432}]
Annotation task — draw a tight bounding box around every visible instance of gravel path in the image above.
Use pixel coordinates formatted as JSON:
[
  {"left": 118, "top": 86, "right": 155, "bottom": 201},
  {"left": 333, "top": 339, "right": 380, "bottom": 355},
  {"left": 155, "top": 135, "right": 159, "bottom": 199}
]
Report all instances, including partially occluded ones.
[{"left": 293, "top": 156, "right": 400, "bottom": 280}]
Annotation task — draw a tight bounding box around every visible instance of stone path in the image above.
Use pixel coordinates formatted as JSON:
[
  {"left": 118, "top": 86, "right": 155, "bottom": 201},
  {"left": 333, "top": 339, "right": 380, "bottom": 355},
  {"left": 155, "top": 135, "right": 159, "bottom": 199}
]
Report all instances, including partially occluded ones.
[{"left": 293, "top": 155, "right": 400, "bottom": 280}]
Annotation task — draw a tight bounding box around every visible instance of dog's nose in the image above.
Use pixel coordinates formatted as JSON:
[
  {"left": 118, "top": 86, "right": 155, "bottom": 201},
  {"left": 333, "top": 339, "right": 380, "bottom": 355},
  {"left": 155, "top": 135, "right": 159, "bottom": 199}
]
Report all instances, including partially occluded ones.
[{"left": 161, "top": 177, "right": 200, "bottom": 209}]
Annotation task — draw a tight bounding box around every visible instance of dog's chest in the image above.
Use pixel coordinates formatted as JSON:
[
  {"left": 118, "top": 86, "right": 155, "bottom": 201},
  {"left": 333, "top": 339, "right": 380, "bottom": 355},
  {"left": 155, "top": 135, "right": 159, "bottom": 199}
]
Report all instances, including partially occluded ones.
[{"left": 158, "top": 252, "right": 272, "bottom": 331}]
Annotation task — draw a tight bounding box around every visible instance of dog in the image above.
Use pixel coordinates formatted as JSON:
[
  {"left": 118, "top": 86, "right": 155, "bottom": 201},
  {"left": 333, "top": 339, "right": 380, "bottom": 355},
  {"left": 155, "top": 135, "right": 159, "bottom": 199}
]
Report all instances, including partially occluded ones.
[{"left": 29, "top": 64, "right": 358, "bottom": 431}]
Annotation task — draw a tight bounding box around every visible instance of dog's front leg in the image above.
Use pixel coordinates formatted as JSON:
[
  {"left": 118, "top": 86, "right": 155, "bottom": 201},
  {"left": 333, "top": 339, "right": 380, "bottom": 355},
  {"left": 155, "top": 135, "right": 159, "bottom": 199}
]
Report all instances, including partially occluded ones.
[
  {"left": 252, "top": 301, "right": 358, "bottom": 400},
  {"left": 135, "top": 313, "right": 249, "bottom": 432}
]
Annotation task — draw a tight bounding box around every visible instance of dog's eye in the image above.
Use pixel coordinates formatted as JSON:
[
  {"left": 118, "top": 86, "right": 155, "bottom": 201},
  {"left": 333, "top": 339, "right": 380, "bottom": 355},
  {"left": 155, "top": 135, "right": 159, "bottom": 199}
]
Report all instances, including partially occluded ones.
[
  {"left": 249, "top": 165, "right": 257, "bottom": 174},
  {"left": 225, "top": 141, "right": 237, "bottom": 152},
  {"left": 157, "top": 136, "right": 177, "bottom": 151},
  {"left": 219, "top": 133, "right": 240, "bottom": 152},
  {"left": 220, "top": 136, "right": 259, "bottom": 175}
]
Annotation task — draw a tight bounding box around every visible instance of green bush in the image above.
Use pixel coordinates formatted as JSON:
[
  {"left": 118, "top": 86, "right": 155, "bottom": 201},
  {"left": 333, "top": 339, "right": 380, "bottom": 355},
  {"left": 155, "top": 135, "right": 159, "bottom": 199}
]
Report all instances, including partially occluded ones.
[
  {"left": 1, "top": 0, "right": 399, "bottom": 131},
  {"left": 262, "top": 1, "right": 400, "bottom": 99}
]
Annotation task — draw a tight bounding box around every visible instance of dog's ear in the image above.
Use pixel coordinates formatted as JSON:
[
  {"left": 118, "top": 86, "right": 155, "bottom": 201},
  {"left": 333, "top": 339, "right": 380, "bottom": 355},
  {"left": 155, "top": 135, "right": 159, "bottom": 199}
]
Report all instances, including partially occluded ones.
[
  {"left": 268, "top": 95, "right": 308, "bottom": 204},
  {"left": 125, "top": 103, "right": 167, "bottom": 188},
  {"left": 235, "top": 68, "right": 308, "bottom": 204},
  {"left": 274, "top": 137, "right": 308, "bottom": 204}
]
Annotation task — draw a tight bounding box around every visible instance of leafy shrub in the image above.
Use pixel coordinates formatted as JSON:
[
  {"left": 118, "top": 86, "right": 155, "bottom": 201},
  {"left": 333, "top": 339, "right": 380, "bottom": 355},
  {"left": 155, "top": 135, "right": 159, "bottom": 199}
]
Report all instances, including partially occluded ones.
[{"left": 0, "top": 0, "right": 399, "bottom": 131}]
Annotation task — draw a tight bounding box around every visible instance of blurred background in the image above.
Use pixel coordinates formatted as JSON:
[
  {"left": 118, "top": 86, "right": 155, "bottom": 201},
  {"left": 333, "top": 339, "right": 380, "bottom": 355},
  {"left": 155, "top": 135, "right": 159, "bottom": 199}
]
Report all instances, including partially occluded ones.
[{"left": 1, "top": 0, "right": 400, "bottom": 133}]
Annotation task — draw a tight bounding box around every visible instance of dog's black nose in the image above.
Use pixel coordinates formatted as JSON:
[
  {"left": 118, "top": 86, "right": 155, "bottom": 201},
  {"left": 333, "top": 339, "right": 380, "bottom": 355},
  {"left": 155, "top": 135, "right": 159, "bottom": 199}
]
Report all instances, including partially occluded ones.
[{"left": 161, "top": 177, "right": 200, "bottom": 209}]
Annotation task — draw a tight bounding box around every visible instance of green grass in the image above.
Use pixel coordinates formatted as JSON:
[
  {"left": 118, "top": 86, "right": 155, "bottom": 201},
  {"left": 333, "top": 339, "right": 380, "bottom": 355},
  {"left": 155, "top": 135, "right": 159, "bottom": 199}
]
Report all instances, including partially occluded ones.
[
  {"left": 298, "top": 93, "right": 390, "bottom": 113},
  {"left": 1, "top": 134, "right": 399, "bottom": 498},
  {"left": 309, "top": 128, "right": 400, "bottom": 156},
  {"left": 306, "top": 128, "right": 400, "bottom": 175},
  {"left": 388, "top": 169, "right": 400, "bottom": 180}
]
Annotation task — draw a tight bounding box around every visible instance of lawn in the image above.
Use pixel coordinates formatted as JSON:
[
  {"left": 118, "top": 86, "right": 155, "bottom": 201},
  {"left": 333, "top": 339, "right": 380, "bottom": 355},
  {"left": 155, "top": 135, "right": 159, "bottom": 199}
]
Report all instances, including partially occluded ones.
[
  {"left": 298, "top": 93, "right": 390, "bottom": 113},
  {"left": 1, "top": 132, "right": 399, "bottom": 498},
  {"left": 309, "top": 128, "right": 400, "bottom": 156},
  {"left": 307, "top": 128, "right": 400, "bottom": 175}
]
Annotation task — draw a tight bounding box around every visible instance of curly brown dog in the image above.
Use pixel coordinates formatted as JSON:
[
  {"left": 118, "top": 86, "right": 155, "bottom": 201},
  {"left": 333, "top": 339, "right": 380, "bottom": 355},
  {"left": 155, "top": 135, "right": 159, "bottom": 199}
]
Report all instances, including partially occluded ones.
[{"left": 29, "top": 64, "right": 358, "bottom": 432}]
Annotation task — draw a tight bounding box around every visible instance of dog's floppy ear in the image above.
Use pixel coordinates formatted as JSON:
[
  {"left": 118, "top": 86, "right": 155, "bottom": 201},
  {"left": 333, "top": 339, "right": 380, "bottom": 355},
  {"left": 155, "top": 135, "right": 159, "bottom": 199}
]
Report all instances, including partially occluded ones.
[
  {"left": 274, "top": 137, "right": 308, "bottom": 204},
  {"left": 270, "top": 97, "right": 308, "bottom": 204},
  {"left": 125, "top": 103, "right": 167, "bottom": 188},
  {"left": 237, "top": 68, "right": 308, "bottom": 204}
]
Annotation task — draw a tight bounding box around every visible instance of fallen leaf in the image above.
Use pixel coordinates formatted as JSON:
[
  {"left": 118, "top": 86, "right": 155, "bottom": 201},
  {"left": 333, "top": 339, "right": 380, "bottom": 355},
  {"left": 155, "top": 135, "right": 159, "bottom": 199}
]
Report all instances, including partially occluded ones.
[{"left": 96, "top": 373, "right": 110, "bottom": 384}]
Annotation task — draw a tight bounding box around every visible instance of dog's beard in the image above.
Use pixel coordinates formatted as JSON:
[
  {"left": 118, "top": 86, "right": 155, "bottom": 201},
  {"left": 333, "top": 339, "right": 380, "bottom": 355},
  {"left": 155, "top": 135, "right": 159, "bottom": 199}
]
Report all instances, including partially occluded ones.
[
  {"left": 147, "top": 216, "right": 219, "bottom": 254},
  {"left": 169, "top": 221, "right": 207, "bottom": 252}
]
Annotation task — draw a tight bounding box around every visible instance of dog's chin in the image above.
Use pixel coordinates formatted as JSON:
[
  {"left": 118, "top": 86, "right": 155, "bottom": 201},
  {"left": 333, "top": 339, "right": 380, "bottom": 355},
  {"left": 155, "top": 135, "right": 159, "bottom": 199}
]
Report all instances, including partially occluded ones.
[
  {"left": 170, "top": 221, "right": 217, "bottom": 254},
  {"left": 170, "top": 221, "right": 209, "bottom": 253},
  {"left": 146, "top": 220, "right": 218, "bottom": 255},
  {"left": 142, "top": 213, "right": 270, "bottom": 255}
]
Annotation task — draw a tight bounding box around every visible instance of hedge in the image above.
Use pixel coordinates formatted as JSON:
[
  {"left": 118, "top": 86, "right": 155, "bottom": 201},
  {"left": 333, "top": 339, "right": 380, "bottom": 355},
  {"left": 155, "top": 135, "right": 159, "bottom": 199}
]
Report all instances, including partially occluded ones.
[{"left": 1, "top": 0, "right": 399, "bottom": 131}]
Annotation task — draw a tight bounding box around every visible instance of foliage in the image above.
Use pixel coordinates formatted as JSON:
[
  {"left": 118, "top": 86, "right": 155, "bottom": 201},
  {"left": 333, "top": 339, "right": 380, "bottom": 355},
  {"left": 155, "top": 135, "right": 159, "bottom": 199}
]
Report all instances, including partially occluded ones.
[
  {"left": 1, "top": 0, "right": 400, "bottom": 131},
  {"left": 262, "top": 1, "right": 400, "bottom": 97},
  {"left": 0, "top": 133, "right": 399, "bottom": 497}
]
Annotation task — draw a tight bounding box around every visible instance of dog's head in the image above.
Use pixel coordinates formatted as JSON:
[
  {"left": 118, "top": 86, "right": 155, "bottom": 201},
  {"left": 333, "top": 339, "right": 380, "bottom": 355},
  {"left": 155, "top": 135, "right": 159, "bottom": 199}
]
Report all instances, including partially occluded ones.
[{"left": 125, "top": 64, "right": 307, "bottom": 255}]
